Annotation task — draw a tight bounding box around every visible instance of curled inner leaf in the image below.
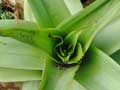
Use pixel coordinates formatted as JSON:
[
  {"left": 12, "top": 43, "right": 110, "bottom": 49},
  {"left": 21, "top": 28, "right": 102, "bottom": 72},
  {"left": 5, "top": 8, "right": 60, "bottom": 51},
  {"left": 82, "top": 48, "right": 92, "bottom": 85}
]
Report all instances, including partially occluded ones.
[{"left": 52, "top": 30, "right": 84, "bottom": 65}]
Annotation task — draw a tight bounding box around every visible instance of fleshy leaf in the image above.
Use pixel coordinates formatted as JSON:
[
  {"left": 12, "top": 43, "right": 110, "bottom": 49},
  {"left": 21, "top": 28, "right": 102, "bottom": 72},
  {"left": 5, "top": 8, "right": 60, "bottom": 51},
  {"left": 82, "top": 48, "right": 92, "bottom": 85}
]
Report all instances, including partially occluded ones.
[
  {"left": 0, "top": 20, "right": 45, "bottom": 70},
  {"left": 64, "top": 0, "right": 83, "bottom": 15},
  {"left": 57, "top": 0, "right": 109, "bottom": 31},
  {"left": 93, "top": 18, "right": 120, "bottom": 55},
  {"left": 39, "top": 56, "right": 80, "bottom": 90},
  {"left": 24, "top": 0, "right": 36, "bottom": 22},
  {"left": 0, "top": 20, "right": 60, "bottom": 56},
  {"left": 0, "top": 37, "right": 45, "bottom": 70},
  {"left": 0, "top": 20, "right": 38, "bottom": 30},
  {"left": 22, "top": 81, "right": 40, "bottom": 90},
  {"left": 75, "top": 47, "right": 120, "bottom": 90},
  {"left": 78, "top": 0, "right": 120, "bottom": 53},
  {"left": 28, "top": 0, "right": 71, "bottom": 27},
  {"left": 0, "top": 67, "right": 42, "bottom": 82},
  {"left": 67, "top": 80, "right": 87, "bottom": 90}
]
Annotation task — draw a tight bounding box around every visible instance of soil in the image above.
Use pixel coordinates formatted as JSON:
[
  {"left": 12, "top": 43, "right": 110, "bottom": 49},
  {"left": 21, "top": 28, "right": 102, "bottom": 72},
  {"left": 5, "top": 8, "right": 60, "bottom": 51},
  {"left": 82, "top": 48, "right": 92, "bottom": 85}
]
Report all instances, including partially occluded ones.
[
  {"left": 0, "top": 82, "right": 21, "bottom": 90},
  {"left": 1, "top": 0, "right": 23, "bottom": 19}
]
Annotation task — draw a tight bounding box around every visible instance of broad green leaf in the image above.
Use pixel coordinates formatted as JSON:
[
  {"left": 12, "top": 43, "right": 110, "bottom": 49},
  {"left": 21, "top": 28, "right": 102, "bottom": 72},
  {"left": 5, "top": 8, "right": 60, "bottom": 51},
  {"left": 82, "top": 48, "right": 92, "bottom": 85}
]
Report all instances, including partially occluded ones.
[
  {"left": 58, "top": 0, "right": 119, "bottom": 32},
  {"left": 28, "top": 0, "right": 71, "bottom": 27},
  {"left": 24, "top": 0, "right": 36, "bottom": 22},
  {"left": 39, "top": 57, "right": 80, "bottom": 90},
  {"left": 0, "top": 27, "right": 59, "bottom": 56},
  {"left": 22, "top": 81, "right": 40, "bottom": 90},
  {"left": 93, "top": 18, "right": 120, "bottom": 55},
  {"left": 22, "top": 80, "right": 85, "bottom": 90},
  {"left": 57, "top": 0, "right": 110, "bottom": 31},
  {"left": 78, "top": 0, "right": 120, "bottom": 53},
  {"left": 0, "top": 20, "right": 62, "bottom": 65},
  {"left": 0, "top": 20, "right": 45, "bottom": 70},
  {"left": 0, "top": 37, "right": 45, "bottom": 70},
  {"left": 75, "top": 47, "right": 120, "bottom": 90},
  {"left": 0, "top": 20, "right": 38, "bottom": 30},
  {"left": 67, "top": 80, "right": 87, "bottom": 90},
  {"left": 111, "top": 50, "right": 120, "bottom": 64},
  {"left": 0, "top": 67, "right": 42, "bottom": 82},
  {"left": 22, "top": 80, "right": 87, "bottom": 90},
  {"left": 25, "top": 0, "right": 83, "bottom": 26},
  {"left": 80, "top": 0, "right": 120, "bottom": 49},
  {"left": 64, "top": 0, "right": 83, "bottom": 15}
]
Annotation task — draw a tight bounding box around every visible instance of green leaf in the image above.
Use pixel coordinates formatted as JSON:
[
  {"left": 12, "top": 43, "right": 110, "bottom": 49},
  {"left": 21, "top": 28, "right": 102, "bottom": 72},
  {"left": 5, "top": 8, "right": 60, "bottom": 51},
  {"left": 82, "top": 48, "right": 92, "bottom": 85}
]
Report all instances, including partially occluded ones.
[
  {"left": 93, "top": 18, "right": 120, "bottom": 55},
  {"left": 24, "top": 0, "right": 36, "bottom": 22},
  {"left": 78, "top": 0, "right": 120, "bottom": 53},
  {"left": 64, "top": 0, "right": 83, "bottom": 15},
  {"left": 22, "top": 81, "right": 40, "bottom": 90},
  {"left": 67, "top": 80, "right": 87, "bottom": 90},
  {"left": 75, "top": 47, "right": 120, "bottom": 90},
  {"left": 0, "top": 20, "right": 45, "bottom": 70},
  {"left": 57, "top": 0, "right": 110, "bottom": 31},
  {"left": 0, "top": 27, "right": 59, "bottom": 56},
  {"left": 58, "top": 0, "right": 119, "bottom": 33},
  {"left": 22, "top": 80, "right": 87, "bottom": 90},
  {"left": 0, "top": 67, "right": 42, "bottom": 82},
  {"left": 0, "top": 20, "right": 38, "bottom": 30},
  {"left": 28, "top": 0, "right": 71, "bottom": 27},
  {"left": 0, "top": 37, "right": 45, "bottom": 70},
  {"left": 39, "top": 56, "right": 80, "bottom": 90}
]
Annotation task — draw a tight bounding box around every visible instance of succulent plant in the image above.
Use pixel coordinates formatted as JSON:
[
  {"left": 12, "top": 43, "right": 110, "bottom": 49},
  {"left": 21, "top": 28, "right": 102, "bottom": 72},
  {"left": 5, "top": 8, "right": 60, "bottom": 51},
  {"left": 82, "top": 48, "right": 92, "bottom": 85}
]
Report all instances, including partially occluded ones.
[{"left": 0, "top": 0, "right": 120, "bottom": 90}]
